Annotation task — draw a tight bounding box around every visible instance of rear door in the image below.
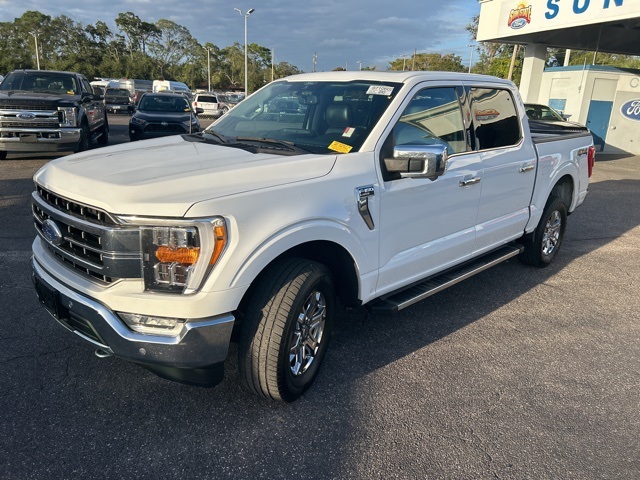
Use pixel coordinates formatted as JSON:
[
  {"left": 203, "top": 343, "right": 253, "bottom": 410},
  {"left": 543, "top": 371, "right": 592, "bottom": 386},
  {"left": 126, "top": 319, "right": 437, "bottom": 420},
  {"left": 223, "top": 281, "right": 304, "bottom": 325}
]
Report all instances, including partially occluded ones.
[
  {"left": 79, "top": 76, "right": 105, "bottom": 132},
  {"left": 467, "top": 84, "right": 537, "bottom": 254}
]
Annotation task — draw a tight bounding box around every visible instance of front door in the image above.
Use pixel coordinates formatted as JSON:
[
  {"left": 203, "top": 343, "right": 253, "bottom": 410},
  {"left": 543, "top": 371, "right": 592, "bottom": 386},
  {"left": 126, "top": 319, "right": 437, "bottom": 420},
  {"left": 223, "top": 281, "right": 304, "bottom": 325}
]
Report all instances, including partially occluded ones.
[{"left": 377, "top": 86, "right": 482, "bottom": 295}]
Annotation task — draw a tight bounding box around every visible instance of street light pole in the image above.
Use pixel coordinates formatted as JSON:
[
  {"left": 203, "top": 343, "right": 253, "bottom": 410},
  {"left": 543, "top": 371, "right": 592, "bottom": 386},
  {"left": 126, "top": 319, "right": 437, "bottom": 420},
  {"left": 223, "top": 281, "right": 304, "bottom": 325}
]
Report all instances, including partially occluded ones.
[
  {"left": 356, "top": 61, "right": 362, "bottom": 71},
  {"left": 234, "top": 7, "right": 255, "bottom": 98}
]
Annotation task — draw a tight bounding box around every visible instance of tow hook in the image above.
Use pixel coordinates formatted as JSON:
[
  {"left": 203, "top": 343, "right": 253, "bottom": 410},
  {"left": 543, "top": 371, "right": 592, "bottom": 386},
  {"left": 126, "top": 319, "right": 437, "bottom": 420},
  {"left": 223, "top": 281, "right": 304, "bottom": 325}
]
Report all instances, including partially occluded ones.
[{"left": 94, "top": 348, "right": 113, "bottom": 359}]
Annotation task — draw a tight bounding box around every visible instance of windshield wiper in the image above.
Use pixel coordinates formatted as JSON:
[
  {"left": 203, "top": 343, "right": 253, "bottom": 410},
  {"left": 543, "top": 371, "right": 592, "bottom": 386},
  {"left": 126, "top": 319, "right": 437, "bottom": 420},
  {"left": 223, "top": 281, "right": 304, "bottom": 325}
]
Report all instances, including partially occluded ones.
[
  {"left": 183, "top": 130, "right": 230, "bottom": 144},
  {"left": 203, "top": 130, "right": 230, "bottom": 144},
  {"left": 233, "top": 136, "right": 310, "bottom": 154}
]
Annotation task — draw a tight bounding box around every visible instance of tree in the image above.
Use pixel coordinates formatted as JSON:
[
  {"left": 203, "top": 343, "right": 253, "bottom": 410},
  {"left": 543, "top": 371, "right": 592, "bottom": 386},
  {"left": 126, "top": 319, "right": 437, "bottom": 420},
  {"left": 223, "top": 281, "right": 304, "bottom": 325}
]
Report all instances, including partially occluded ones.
[
  {"left": 388, "top": 53, "right": 466, "bottom": 72},
  {"left": 115, "top": 12, "right": 159, "bottom": 58}
]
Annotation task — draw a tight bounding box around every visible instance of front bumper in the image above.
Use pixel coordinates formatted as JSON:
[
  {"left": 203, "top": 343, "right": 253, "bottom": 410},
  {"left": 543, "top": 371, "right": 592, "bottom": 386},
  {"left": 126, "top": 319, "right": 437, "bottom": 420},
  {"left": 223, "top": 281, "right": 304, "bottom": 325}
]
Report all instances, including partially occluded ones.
[
  {"left": 32, "top": 256, "right": 235, "bottom": 386},
  {"left": 0, "top": 127, "right": 81, "bottom": 152}
]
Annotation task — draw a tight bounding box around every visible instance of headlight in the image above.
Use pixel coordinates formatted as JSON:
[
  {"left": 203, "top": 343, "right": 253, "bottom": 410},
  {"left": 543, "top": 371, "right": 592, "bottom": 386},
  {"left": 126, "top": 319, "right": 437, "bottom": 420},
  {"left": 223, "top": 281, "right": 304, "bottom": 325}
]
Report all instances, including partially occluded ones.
[
  {"left": 58, "top": 107, "right": 77, "bottom": 127},
  {"left": 140, "top": 218, "right": 227, "bottom": 294},
  {"left": 130, "top": 116, "right": 144, "bottom": 125}
]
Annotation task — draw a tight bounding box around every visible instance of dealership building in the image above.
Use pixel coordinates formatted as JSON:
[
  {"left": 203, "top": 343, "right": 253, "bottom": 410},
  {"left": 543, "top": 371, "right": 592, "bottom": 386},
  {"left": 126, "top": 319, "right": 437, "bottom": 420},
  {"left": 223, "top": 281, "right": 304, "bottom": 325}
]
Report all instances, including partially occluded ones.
[{"left": 477, "top": 0, "right": 640, "bottom": 154}]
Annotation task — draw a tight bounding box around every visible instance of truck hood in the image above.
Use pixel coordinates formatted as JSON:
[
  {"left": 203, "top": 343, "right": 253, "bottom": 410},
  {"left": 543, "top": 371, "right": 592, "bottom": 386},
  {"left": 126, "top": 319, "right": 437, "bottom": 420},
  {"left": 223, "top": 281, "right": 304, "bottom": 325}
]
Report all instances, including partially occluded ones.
[
  {"left": 0, "top": 91, "right": 79, "bottom": 106},
  {"left": 34, "top": 135, "right": 337, "bottom": 217}
]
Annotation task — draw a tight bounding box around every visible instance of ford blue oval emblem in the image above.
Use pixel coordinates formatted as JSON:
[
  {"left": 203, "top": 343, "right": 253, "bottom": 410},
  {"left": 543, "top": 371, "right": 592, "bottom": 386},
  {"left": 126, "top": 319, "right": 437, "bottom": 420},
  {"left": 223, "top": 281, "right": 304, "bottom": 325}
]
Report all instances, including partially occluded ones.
[
  {"left": 18, "top": 113, "right": 36, "bottom": 120},
  {"left": 41, "top": 219, "right": 63, "bottom": 245},
  {"left": 621, "top": 100, "right": 640, "bottom": 122},
  {"left": 509, "top": 18, "right": 527, "bottom": 29}
]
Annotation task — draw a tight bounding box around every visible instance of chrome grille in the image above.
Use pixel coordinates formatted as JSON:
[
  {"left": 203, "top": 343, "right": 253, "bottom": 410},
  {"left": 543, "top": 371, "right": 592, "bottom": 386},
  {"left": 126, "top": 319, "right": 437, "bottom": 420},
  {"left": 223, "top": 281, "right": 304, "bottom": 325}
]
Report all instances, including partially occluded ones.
[
  {"left": 33, "top": 187, "right": 141, "bottom": 283},
  {"left": 0, "top": 103, "right": 54, "bottom": 111},
  {"left": 36, "top": 185, "right": 117, "bottom": 226}
]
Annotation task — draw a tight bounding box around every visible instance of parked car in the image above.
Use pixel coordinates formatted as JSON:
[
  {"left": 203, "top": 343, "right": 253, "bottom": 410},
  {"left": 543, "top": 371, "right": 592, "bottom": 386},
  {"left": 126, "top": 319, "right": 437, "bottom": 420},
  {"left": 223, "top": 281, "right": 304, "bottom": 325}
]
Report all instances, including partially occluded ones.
[
  {"left": 524, "top": 103, "right": 588, "bottom": 133},
  {"left": 104, "top": 87, "right": 134, "bottom": 114},
  {"left": 191, "top": 92, "right": 223, "bottom": 117},
  {"left": 129, "top": 92, "right": 202, "bottom": 141},
  {"left": 192, "top": 92, "right": 241, "bottom": 118}
]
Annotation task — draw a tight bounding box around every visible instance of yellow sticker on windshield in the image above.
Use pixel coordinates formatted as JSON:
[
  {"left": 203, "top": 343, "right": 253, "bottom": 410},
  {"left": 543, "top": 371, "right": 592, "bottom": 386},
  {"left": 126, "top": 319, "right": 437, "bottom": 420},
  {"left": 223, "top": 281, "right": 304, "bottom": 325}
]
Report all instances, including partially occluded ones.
[{"left": 328, "top": 141, "right": 353, "bottom": 153}]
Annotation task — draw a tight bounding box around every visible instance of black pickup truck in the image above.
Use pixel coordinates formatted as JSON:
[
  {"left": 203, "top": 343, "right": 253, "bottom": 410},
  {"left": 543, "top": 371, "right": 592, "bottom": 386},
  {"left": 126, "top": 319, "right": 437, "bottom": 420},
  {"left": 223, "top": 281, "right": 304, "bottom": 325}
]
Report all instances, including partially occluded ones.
[{"left": 0, "top": 69, "right": 108, "bottom": 159}]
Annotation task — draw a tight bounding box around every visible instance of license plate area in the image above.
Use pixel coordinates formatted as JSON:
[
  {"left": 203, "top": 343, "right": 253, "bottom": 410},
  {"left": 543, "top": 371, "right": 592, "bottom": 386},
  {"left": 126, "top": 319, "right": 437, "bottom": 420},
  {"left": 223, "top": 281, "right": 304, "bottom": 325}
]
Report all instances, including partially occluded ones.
[{"left": 34, "top": 275, "right": 69, "bottom": 320}]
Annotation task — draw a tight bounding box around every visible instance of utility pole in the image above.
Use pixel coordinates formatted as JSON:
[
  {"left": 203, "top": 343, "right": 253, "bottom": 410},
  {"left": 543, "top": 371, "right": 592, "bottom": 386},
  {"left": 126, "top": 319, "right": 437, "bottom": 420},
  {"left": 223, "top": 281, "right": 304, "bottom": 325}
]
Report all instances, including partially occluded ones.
[
  {"left": 412, "top": 48, "right": 416, "bottom": 71},
  {"left": 313, "top": 52, "right": 317, "bottom": 72},
  {"left": 271, "top": 48, "right": 275, "bottom": 82}
]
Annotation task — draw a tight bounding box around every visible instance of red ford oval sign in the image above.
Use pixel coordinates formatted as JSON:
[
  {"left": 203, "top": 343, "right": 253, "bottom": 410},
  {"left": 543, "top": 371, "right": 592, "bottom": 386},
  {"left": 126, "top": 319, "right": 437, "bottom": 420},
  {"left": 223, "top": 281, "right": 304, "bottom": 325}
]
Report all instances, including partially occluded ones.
[{"left": 621, "top": 100, "right": 640, "bottom": 121}]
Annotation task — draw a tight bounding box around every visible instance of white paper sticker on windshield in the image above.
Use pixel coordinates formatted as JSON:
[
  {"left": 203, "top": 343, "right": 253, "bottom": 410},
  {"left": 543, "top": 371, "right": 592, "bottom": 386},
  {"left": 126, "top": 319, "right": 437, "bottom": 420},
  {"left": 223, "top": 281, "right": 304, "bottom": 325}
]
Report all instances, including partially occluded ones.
[{"left": 366, "top": 85, "right": 394, "bottom": 96}]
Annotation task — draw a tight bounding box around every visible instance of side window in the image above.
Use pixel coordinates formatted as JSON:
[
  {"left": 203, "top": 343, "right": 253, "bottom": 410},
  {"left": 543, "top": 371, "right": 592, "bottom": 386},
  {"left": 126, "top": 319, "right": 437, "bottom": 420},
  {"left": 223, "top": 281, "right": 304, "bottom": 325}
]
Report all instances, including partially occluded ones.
[
  {"left": 393, "top": 87, "right": 467, "bottom": 155},
  {"left": 79, "top": 77, "right": 92, "bottom": 96},
  {"left": 470, "top": 87, "right": 521, "bottom": 150}
]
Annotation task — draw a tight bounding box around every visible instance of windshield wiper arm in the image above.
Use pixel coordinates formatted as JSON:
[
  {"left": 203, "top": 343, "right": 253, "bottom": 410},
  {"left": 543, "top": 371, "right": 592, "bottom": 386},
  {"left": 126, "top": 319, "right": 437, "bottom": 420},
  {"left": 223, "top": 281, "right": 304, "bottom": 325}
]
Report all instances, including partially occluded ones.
[
  {"left": 234, "top": 136, "right": 310, "bottom": 154},
  {"left": 201, "top": 130, "right": 230, "bottom": 144}
]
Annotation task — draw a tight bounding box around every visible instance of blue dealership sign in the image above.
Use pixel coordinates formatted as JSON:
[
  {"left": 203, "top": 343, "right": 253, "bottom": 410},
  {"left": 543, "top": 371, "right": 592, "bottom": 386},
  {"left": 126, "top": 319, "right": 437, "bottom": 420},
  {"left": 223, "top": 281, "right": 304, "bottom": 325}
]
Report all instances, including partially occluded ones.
[{"left": 621, "top": 99, "right": 640, "bottom": 121}]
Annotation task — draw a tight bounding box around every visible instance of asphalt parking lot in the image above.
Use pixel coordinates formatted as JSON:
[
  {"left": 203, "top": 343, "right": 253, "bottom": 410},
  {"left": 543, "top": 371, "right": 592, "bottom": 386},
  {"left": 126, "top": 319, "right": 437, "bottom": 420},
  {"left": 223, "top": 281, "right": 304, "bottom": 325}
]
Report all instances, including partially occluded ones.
[{"left": 1, "top": 125, "right": 638, "bottom": 479}]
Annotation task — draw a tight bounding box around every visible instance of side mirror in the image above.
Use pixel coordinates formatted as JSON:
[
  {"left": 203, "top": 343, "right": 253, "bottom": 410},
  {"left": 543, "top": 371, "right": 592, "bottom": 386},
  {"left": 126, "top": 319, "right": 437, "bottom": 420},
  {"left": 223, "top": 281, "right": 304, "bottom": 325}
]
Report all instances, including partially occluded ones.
[{"left": 384, "top": 145, "right": 448, "bottom": 179}]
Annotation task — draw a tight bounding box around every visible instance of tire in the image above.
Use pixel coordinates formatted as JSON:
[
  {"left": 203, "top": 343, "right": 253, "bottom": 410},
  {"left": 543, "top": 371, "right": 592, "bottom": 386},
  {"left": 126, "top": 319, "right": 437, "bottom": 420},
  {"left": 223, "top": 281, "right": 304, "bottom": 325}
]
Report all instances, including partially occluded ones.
[
  {"left": 519, "top": 195, "right": 567, "bottom": 267},
  {"left": 239, "top": 258, "right": 336, "bottom": 402},
  {"left": 97, "top": 120, "right": 109, "bottom": 146},
  {"left": 76, "top": 122, "right": 91, "bottom": 152},
  {"left": 0, "top": 151, "right": 7, "bottom": 160}
]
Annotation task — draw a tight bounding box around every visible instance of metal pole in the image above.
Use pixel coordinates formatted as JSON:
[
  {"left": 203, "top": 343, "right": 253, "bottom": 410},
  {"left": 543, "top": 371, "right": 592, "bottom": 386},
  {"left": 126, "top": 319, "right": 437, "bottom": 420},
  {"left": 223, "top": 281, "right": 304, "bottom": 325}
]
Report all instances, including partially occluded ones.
[
  {"left": 468, "top": 45, "right": 473, "bottom": 73},
  {"left": 271, "top": 48, "right": 274, "bottom": 82},
  {"left": 207, "top": 48, "right": 211, "bottom": 91},
  {"left": 244, "top": 14, "right": 248, "bottom": 97}
]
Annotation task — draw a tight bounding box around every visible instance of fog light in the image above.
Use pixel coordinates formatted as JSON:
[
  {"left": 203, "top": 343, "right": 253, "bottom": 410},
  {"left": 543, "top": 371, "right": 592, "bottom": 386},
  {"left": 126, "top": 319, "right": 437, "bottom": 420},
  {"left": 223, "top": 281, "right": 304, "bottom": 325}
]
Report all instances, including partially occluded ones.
[{"left": 119, "top": 312, "right": 185, "bottom": 336}]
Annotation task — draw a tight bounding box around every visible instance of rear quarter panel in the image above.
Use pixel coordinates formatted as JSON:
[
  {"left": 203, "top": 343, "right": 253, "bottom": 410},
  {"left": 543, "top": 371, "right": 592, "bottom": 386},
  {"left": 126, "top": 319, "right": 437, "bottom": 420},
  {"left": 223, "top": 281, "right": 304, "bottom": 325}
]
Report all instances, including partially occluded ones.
[{"left": 527, "top": 132, "right": 594, "bottom": 233}]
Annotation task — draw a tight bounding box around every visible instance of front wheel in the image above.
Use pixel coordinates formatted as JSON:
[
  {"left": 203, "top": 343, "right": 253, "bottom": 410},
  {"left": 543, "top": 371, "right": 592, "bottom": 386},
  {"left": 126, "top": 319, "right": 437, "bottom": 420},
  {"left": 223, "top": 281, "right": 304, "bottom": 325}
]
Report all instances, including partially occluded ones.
[
  {"left": 239, "top": 258, "right": 336, "bottom": 402},
  {"left": 75, "top": 123, "right": 91, "bottom": 152},
  {"left": 519, "top": 195, "right": 567, "bottom": 267},
  {"left": 0, "top": 150, "right": 7, "bottom": 160},
  {"left": 97, "top": 119, "right": 109, "bottom": 146}
]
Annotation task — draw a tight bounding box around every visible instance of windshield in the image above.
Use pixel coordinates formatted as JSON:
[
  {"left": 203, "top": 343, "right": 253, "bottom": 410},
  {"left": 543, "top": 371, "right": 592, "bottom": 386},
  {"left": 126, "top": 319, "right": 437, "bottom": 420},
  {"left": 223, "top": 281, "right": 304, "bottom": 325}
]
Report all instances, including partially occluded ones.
[
  {"left": 0, "top": 71, "right": 78, "bottom": 94},
  {"left": 525, "top": 104, "right": 564, "bottom": 121},
  {"left": 139, "top": 95, "right": 191, "bottom": 112},
  {"left": 206, "top": 80, "right": 402, "bottom": 155},
  {"left": 106, "top": 88, "right": 131, "bottom": 97}
]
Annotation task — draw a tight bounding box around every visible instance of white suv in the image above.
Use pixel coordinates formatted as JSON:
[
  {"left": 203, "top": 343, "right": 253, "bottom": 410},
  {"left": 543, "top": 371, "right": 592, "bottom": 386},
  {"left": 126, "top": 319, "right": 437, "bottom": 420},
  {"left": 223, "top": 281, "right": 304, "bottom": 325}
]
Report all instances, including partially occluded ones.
[{"left": 192, "top": 93, "right": 223, "bottom": 117}]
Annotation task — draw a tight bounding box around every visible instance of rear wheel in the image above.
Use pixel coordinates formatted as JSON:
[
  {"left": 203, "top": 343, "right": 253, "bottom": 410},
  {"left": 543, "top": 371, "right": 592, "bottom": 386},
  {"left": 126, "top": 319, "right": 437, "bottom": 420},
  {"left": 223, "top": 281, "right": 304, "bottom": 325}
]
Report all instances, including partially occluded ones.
[
  {"left": 239, "top": 258, "right": 336, "bottom": 402},
  {"left": 0, "top": 151, "right": 7, "bottom": 160},
  {"left": 519, "top": 195, "right": 567, "bottom": 267}
]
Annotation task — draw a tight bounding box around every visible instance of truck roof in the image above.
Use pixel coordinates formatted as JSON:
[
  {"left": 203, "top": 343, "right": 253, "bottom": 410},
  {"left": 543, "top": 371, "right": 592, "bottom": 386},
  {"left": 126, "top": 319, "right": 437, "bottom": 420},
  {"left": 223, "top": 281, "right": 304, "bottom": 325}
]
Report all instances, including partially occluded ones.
[{"left": 281, "top": 70, "right": 515, "bottom": 87}]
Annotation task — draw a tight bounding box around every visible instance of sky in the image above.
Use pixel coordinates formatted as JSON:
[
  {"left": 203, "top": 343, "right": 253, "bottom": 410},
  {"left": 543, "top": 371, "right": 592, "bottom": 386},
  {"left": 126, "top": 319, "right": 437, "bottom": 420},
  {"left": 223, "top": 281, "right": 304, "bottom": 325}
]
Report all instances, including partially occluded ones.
[{"left": 0, "top": 0, "right": 481, "bottom": 72}]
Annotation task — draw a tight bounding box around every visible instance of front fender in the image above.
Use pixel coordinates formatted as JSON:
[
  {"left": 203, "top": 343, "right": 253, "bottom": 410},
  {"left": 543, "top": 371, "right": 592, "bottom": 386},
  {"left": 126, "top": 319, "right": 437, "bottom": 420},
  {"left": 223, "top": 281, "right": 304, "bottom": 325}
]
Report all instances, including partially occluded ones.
[{"left": 228, "top": 218, "right": 372, "bottom": 293}]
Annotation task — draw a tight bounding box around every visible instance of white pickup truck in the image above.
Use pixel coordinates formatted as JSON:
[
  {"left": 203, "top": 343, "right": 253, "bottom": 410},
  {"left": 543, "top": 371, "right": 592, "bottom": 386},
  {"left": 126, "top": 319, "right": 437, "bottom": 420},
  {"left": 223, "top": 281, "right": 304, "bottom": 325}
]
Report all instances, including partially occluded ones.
[{"left": 31, "top": 72, "right": 595, "bottom": 402}]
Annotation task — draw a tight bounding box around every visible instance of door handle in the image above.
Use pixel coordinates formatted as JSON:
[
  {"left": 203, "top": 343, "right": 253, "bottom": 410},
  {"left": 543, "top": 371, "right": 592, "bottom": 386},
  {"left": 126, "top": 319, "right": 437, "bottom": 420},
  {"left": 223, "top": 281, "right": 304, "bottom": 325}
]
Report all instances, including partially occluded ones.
[
  {"left": 459, "top": 177, "right": 481, "bottom": 187},
  {"left": 518, "top": 164, "right": 535, "bottom": 173}
]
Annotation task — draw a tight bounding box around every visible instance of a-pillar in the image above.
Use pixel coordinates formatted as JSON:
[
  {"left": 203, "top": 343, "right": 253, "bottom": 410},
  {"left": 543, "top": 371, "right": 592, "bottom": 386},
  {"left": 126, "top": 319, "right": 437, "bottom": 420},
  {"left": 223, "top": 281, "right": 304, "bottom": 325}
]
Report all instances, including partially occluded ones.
[{"left": 519, "top": 43, "right": 547, "bottom": 103}]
